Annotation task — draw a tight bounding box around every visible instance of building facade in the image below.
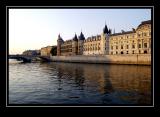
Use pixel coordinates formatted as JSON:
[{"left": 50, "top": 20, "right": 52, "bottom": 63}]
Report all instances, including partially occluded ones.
[
  {"left": 57, "top": 20, "right": 151, "bottom": 56},
  {"left": 41, "top": 46, "right": 54, "bottom": 56}
]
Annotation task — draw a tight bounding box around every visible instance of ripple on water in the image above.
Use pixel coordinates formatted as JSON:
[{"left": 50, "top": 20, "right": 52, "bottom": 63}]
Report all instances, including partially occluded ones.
[{"left": 9, "top": 61, "right": 151, "bottom": 105}]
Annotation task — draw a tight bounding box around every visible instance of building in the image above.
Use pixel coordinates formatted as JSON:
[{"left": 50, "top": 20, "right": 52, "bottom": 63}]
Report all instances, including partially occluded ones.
[
  {"left": 57, "top": 20, "right": 151, "bottom": 56},
  {"left": 41, "top": 46, "right": 54, "bottom": 56},
  {"left": 109, "top": 20, "right": 151, "bottom": 55},
  {"left": 22, "top": 50, "right": 40, "bottom": 56}
]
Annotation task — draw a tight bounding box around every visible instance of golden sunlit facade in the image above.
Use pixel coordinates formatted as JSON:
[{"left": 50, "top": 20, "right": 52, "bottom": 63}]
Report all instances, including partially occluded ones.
[{"left": 57, "top": 20, "right": 151, "bottom": 56}]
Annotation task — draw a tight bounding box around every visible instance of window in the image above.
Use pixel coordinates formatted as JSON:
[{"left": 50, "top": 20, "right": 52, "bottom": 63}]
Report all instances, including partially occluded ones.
[
  {"left": 116, "top": 51, "right": 118, "bottom": 54},
  {"left": 121, "top": 51, "right": 123, "bottom": 54},
  {"left": 121, "top": 45, "right": 123, "bottom": 49},
  {"left": 126, "top": 51, "right": 128, "bottom": 54},
  {"left": 111, "top": 52, "right": 113, "bottom": 55},
  {"left": 116, "top": 46, "right": 118, "bottom": 49},
  {"left": 144, "top": 50, "right": 147, "bottom": 54},
  {"left": 132, "top": 44, "right": 135, "bottom": 49},
  {"left": 111, "top": 46, "right": 113, "bottom": 50},
  {"left": 139, "top": 44, "right": 141, "bottom": 48},
  {"left": 144, "top": 43, "right": 147, "bottom": 48},
  {"left": 132, "top": 50, "right": 134, "bottom": 54},
  {"left": 126, "top": 45, "right": 129, "bottom": 49},
  {"left": 139, "top": 50, "right": 141, "bottom": 54}
]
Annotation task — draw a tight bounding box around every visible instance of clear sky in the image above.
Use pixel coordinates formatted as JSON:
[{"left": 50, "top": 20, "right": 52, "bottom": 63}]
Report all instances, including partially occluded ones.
[{"left": 9, "top": 9, "right": 151, "bottom": 54}]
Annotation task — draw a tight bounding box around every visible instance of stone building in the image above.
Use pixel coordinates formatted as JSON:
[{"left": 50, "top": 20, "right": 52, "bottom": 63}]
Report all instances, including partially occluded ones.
[
  {"left": 109, "top": 20, "right": 151, "bottom": 55},
  {"left": 41, "top": 46, "right": 53, "bottom": 56},
  {"left": 57, "top": 33, "right": 83, "bottom": 56},
  {"left": 56, "top": 20, "right": 151, "bottom": 56}
]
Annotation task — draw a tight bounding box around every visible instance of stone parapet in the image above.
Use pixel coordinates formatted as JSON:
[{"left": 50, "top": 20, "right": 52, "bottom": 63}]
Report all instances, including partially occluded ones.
[{"left": 50, "top": 54, "right": 151, "bottom": 65}]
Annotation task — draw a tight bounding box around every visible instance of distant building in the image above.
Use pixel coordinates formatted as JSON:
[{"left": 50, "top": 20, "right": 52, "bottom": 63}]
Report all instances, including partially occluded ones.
[
  {"left": 41, "top": 46, "right": 56, "bottom": 56},
  {"left": 56, "top": 20, "right": 151, "bottom": 56},
  {"left": 22, "top": 50, "right": 40, "bottom": 56}
]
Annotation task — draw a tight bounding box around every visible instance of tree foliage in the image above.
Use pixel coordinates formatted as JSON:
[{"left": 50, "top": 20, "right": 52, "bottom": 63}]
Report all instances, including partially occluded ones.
[{"left": 50, "top": 46, "right": 57, "bottom": 56}]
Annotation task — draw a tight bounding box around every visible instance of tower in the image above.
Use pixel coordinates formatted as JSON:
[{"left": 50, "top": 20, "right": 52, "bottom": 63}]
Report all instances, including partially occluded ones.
[
  {"left": 72, "top": 33, "right": 78, "bottom": 55},
  {"left": 101, "top": 23, "right": 111, "bottom": 55},
  {"left": 78, "top": 31, "right": 85, "bottom": 55},
  {"left": 57, "top": 34, "right": 63, "bottom": 56}
]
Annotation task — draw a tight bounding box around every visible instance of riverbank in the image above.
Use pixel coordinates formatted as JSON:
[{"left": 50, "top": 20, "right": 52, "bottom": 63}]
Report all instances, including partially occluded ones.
[{"left": 50, "top": 54, "right": 151, "bottom": 65}]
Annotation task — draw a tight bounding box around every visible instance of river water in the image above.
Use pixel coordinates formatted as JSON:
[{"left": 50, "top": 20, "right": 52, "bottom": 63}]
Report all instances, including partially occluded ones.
[{"left": 9, "top": 59, "right": 152, "bottom": 105}]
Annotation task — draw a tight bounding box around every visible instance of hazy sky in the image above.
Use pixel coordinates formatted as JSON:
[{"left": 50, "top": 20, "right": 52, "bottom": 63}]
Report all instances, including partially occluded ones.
[{"left": 9, "top": 9, "right": 151, "bottom": 54}]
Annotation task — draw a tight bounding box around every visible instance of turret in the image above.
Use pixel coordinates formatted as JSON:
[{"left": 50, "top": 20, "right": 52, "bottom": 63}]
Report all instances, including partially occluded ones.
[
  {"left": 101, "top": 23, "right": 111, "bottom": 55},
  {"left": 72, "top": 33, "right": 78, "bottom": 55},
  {"left": 57, "top": 34, "right": 63, "bottom": 56},
  {"left": 78, "top": 31, "right": 85, "bottom": 55}
]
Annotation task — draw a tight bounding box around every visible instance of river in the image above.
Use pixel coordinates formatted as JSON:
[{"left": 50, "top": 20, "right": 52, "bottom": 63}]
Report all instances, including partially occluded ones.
[{"left": 9, "top": 59, "right": 152, "bottom": 105}]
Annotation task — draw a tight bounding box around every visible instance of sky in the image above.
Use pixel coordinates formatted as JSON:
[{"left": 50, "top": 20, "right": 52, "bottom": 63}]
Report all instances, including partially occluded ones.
[{"left": 9, "top": 9, "right": 151, "bottom": 54}]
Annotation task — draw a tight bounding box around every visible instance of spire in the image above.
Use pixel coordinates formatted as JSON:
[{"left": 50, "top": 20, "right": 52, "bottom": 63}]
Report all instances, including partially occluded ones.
[
  {"left": 73, "top": 33, "right": 78, "bottom": 41},
  {"left": 114, "top": 28, "right": 115, "bottom": 34},
  {"left": 58, "top": 33, "right": 60, "bottom": 38},
  {"left": 58, "top": 33, "right": 63, "bottom": 41},
  {"left": 79, "top": 31, "right": 85, "bottom": 40},
  {"left": 108, "top": 28, "right": 112, "bottom": 34},
  {"left": 103, "top": 22, "right": 109, "bottom": 34}
]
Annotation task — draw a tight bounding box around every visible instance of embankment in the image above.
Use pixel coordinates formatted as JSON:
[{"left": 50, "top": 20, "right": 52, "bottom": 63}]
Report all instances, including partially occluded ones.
[{"left": 50, "top": 54, "right": 151, "bottom": 65}]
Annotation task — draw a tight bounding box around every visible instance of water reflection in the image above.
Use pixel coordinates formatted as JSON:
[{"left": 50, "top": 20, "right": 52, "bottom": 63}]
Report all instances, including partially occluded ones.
[
  {"left": 9, "top": 61, "right": 151, "bottom": 105},
  {"left": 40, "top": 62, "right": 151, "bottom": 104}
]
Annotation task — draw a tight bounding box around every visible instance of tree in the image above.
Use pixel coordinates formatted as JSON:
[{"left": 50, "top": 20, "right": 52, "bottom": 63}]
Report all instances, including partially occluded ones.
[{"left": 50, "top": 46, "right": 57, "bottom": 56}]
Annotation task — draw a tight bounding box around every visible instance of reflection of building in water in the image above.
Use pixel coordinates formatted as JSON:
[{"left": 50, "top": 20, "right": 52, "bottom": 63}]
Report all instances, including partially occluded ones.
[
  {"left": 82, "top": 65, "right": 114, "bottom": 94},
  {"left": 52, "top": 63, "right": 151, "bottom": 104},
  {"left": 55, "top": 63, "right": 85, "bottom": 89},
  {"left": 54, "top": 63, "right": 150, "bottom": 95},
  {"left": 57, "top": 20, "right": 151, "bottom": 56}
]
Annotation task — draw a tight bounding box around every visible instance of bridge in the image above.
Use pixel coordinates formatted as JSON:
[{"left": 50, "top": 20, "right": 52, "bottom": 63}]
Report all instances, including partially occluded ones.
[{"left": 9, "top": 55, "right": 52, "bottom": 63}]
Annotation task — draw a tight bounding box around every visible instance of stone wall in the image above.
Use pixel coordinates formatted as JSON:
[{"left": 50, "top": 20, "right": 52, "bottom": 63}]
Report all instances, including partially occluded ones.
[{"left": 50, "top": 54, "right": 151, "bottom": 65}]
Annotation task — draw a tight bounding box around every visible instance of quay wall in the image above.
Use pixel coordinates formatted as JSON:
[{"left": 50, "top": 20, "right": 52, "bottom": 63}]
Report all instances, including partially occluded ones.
[{"left": 50, "top": 54, "right": 151, "bottom": 65}]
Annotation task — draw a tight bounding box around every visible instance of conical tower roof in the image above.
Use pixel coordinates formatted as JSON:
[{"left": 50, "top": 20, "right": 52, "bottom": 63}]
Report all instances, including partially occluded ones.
[
  {"left": 73, "top": 33, "right": 78, "bottom": 41},
  {"left": 79, "top": 32, "right": 85, "bottom": 40}
]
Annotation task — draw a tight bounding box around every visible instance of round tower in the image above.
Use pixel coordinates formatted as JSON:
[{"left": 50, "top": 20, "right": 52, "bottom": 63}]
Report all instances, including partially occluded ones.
[
  {"left": 57, "top": 34, "right": 63, "bottom": 56},
  {"left": 78, "top": 31, "right": 85, "bottom": 55},
  {"left": 72, "top": 33, "right": 78, "bottom": 55},
  {"left": 101, "top": 23, "right": 111, "bottom": 55}
]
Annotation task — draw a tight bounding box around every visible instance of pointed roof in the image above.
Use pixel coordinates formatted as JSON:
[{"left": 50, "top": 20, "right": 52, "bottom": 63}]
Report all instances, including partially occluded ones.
[
  {"left": 79, "top": 32, "right": 85, "bottom": 40},
  {"left": 73, "top": 33, "right": 78, "bottom": 41},
  {"left": 57, "top": 34, "right": 63, "bottom": 41},
  {"left": 103, "top": 24, "right": 109, "bottom": 34}
]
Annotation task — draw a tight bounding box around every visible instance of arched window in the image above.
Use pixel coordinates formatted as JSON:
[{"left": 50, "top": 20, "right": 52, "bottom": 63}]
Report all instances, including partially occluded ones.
[{"left": 144, "top": 50, "right": 147, "bottom": 54}]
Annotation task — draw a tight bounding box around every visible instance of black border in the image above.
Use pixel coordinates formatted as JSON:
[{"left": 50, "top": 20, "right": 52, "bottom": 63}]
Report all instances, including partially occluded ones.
[
  {"left": 7, "top": 6, "right": 153, "bottom": 107},
  {"left": 1, "top": 0, "right": 160, "bottom": 113}
]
